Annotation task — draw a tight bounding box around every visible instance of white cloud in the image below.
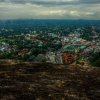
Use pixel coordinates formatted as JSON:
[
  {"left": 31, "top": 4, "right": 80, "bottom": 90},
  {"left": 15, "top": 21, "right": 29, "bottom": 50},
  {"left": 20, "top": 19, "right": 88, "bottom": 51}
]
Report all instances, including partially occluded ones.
[
  {"left": 70, "top": 10, "right": 80, "bottom": 16},
  {"left": 49, "top": 10, "right": 66, "bottom": 15}
]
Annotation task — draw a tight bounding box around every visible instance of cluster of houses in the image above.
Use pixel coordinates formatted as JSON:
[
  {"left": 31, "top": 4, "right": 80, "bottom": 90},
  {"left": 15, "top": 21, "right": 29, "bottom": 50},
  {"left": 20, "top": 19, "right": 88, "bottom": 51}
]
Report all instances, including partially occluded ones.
[
  {"left": 44, "top": 28, "right": 100, "bottom": 65},
  {"left": 0, "top": 26, "right": 100, "bottom": 66}
]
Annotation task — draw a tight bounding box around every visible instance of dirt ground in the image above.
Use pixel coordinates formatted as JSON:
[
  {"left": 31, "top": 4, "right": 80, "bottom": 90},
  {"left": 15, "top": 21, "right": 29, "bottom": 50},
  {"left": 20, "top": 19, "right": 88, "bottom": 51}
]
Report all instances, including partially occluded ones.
[{"left": 0, "top": 62, "right": 100, "bottom": 100}]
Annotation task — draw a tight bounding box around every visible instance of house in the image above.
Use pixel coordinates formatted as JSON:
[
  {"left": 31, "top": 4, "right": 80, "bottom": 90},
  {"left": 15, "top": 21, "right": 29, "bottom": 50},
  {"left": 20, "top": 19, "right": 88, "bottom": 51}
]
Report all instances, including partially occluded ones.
[
  {"left": 0, "top": 42, "right": 11, "bottom": 52},
  {"left": 63, "top": 52, "right": 74, "bottom": 64},
  {"left": 45, "top": 52, "right": 56, "bottom": 63}
]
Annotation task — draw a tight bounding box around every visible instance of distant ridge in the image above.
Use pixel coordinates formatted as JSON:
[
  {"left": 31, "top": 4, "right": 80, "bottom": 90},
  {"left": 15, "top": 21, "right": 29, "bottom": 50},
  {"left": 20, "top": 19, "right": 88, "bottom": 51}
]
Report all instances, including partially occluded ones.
[{"left": 0, "top": 19, "right": 100, "bottom": 26}]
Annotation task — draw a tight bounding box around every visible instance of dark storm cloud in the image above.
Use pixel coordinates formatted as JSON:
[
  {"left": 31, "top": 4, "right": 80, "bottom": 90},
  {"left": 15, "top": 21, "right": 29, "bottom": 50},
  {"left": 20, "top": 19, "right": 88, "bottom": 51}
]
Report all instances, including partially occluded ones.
[
  {"left": 0, "top": 0, "right": 100, "bottom": 6},
  {"left": 81, "top": 0, "right": 100, "bottom": 4}
]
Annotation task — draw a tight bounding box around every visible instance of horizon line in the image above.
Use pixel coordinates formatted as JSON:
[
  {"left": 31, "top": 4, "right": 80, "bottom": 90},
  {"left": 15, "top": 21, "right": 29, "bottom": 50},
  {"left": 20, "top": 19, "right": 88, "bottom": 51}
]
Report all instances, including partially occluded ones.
[{"left": 0, "top": 18, "right": 100, "bottom": 21}]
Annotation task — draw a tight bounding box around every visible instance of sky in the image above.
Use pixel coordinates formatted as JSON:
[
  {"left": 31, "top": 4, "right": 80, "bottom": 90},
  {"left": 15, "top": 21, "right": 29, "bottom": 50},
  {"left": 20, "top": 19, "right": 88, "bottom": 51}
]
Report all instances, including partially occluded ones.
[{"left": 0, "top": 0, "right": 100, "bottom": 20}]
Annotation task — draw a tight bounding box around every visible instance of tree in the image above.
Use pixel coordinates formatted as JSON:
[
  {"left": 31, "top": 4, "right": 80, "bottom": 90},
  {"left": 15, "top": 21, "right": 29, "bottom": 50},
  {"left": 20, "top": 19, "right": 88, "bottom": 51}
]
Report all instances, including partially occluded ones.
[{"left": 89, "top": 52, "right": 100, "bottom": 67}]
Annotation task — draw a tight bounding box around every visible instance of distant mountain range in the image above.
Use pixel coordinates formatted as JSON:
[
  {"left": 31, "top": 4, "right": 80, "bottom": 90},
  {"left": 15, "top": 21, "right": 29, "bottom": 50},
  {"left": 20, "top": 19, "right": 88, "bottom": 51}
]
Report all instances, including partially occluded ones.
[{"left": 0, "top": 19, "right": 100, "bottom": 26}]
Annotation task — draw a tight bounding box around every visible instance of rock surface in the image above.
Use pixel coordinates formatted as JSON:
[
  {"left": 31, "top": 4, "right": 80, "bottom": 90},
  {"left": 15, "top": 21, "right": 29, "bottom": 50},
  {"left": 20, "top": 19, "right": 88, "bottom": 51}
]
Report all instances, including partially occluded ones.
[{"left": 0, "top": 62, "right": 100, "bottom": 100}]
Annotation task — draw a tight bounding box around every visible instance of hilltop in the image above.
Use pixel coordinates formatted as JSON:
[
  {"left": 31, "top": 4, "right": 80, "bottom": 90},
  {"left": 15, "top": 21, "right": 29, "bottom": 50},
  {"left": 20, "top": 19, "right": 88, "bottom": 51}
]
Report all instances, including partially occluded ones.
[{"left": 0, "top": 61, "right": 100, "bottom": 100}]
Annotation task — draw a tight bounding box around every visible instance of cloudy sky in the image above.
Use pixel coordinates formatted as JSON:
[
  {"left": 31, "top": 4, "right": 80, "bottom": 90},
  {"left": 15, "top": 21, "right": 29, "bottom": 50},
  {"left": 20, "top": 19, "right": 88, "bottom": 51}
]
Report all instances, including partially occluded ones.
[{"left": 0, "top": 0, "right": 100, "bottom": 19}]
